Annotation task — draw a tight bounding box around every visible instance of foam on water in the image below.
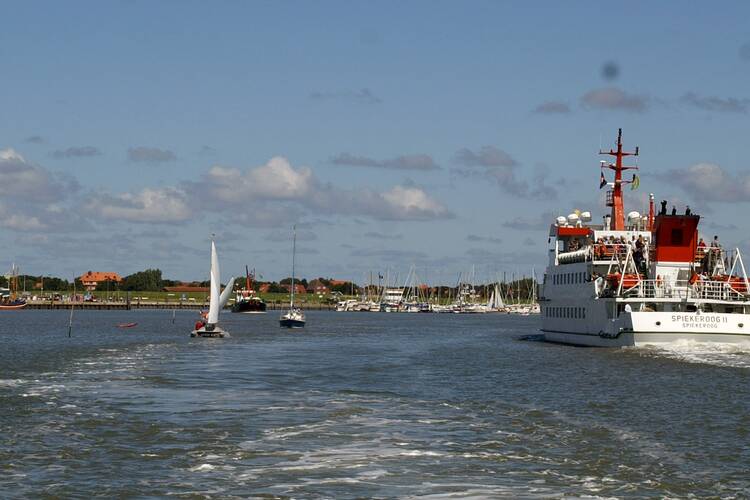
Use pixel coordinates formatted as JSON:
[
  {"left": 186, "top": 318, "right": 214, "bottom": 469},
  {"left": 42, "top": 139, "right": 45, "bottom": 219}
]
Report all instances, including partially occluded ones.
[
  {"left": 632, "top": 339, "right": 750, "bottom": 368},
  {"left": 0, "top": 378, "right": 25, "bottom": 388}
]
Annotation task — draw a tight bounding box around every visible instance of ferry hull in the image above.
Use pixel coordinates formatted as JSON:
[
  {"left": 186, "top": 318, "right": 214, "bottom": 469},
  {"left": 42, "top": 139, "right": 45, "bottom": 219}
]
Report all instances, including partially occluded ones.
[{"left": 544, "top": 311, "right": 750, "bottom": 347}]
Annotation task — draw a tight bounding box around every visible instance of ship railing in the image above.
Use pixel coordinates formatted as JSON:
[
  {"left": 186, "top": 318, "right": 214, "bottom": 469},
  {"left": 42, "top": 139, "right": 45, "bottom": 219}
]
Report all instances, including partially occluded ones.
[
  {"left": 594, "top": 244, "right": 649, "bottom": 261},
  {"left": 616, "top": 279, "right": 748, "bottom": 302},
  {"left": 616, "top": 279, "right": 689, "bottom": 300}
]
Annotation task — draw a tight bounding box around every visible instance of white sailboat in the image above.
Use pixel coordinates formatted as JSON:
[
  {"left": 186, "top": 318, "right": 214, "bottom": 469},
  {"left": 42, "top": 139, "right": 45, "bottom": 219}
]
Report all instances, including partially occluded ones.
[
  {"left": 487, "top": 283, "right": 506, "bottom": 311},
  {"left": 192, "top": 239, "right": 234, "bottom": 338},
  {"left": 280, "top": 226, "right": 306, "bottom": 328}
]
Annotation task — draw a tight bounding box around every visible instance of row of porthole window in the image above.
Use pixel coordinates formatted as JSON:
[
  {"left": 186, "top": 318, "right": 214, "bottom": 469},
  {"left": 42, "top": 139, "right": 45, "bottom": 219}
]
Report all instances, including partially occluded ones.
[
  {"left": 546, "top": 306, "right": 587, "bottom": 319},
  {"left": 553, "top": 272, "right": 587, "bottom": 285}
]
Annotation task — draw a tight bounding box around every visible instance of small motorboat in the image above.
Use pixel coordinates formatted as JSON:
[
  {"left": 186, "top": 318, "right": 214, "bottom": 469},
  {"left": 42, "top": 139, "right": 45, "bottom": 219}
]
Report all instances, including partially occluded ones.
[{"left": 117, "top": 322, "right": 138, "bottom": 328}]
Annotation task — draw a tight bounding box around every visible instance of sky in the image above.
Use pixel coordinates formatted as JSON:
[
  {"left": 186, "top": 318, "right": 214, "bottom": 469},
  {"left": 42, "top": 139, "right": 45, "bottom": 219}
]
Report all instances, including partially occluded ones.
[{"left": 2, "top": 1, "right": 750, "bottom": 285}]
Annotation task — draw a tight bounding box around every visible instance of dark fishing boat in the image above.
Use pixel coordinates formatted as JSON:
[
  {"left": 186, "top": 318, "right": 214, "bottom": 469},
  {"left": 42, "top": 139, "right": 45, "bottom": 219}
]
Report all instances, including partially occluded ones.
[{"left": 232, "top": 266, "right": 267, "bottom": 313}]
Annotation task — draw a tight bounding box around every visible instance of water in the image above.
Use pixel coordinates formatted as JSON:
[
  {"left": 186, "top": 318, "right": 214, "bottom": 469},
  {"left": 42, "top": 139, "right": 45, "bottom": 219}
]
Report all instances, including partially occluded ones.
[{"left": 2, "top": 310, "right": 750, "bottom": 497}]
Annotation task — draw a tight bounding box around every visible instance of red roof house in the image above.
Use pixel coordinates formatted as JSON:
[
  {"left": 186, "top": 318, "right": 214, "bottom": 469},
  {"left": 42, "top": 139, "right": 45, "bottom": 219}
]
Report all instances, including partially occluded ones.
[{"left": 78, "top": 271, "right": 123, "bottom": 291}]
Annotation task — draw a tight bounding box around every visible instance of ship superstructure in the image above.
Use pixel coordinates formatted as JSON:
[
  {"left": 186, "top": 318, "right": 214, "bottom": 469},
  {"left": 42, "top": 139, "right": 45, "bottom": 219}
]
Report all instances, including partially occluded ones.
[{"left": 541, "top": 129, "right": 750, "bottom": 346}]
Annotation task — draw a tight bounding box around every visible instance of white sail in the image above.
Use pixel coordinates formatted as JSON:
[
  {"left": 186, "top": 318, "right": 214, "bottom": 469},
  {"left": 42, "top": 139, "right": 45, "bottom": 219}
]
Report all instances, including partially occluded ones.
[
  {"left": 219, "top": 276, "right": 236, "bottom": 309},
  {"left": 207, "top": 241, "right": 221, "bottom": 325},
  {"left": 494, "top": 284, "right": 505, "bottom": 308},
  {"left": 487, "top": 290, "right": 495, "bottom": 308}
]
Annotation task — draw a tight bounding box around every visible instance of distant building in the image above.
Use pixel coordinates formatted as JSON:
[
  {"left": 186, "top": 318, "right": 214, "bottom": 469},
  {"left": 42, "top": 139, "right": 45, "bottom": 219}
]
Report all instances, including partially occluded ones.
[
  {"left": 78, "top": 271, "right": 122, "bottom": 291},
  {"left": 383, "top": 287, "right": 405, "bottom": 303},
  {"left": 308, "top": 279, "right": 330, "bottom": 295},
  {"left": 285, "top": 283, "right": 307, "bottom": 295}
]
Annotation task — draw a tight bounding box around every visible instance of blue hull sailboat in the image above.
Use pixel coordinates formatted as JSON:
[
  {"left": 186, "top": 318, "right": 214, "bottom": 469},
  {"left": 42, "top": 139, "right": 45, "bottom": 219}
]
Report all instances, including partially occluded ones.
[{"left": 280, "top": 226, "right": 306, "bottom": 328}]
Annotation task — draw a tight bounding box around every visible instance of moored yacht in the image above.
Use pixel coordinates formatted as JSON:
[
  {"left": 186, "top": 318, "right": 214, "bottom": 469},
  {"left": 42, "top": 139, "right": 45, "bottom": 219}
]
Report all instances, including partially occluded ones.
[
  {"left": 541, "top": 129, "right": 750, "bottom": 346},
  {"left": 280, "top": 226, "right": 306, "bottom": 328}
]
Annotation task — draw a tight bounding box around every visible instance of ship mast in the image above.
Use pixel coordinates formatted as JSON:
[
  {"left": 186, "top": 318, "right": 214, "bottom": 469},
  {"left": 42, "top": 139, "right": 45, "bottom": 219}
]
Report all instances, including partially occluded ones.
[{"left": 600, "top": 128, "right": 639, "bottom": 231}]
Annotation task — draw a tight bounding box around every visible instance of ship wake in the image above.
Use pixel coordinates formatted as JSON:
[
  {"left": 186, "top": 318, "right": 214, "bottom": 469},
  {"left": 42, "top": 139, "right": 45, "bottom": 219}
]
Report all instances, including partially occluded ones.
[{"left": 632, "top": 339, "right": 750, "bottom": 369}]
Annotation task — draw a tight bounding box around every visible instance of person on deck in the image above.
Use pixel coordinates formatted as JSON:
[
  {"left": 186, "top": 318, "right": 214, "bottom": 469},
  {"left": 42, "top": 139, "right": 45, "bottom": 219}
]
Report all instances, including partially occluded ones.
[{"left": 634, "top": 235, "right": 645, "bottom": 272}]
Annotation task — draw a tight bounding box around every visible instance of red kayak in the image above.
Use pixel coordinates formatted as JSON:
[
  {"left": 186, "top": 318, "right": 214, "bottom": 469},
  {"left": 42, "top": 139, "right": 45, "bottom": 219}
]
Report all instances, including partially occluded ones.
[{"left": 117, "top": 322, "right": 138, "bottom": 328}]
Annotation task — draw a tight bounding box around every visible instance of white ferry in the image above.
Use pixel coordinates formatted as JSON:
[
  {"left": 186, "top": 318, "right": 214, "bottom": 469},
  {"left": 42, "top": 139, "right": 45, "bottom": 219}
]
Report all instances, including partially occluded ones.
[{"left": 541, "top": 129, "right": 750, "bottom": 346}]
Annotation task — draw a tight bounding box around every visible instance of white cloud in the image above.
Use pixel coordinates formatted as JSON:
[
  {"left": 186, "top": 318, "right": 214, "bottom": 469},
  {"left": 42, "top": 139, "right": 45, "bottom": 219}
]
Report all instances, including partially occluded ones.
[
  {"left": 0, "top": 148, "right": 77, "bottom": 203},
  {"left": 51, "top": 146, "right": 101, "bottom": 159},
  {"left": 0, "top": 211, "right": 46, "bottom": 231},
  {"left": 189, "top": 156, "right": 451, "bottom": 222},
  {"left": 666, "top": 163, "right": 750, "bottom": 202},
  {"left": 452, "top": 150, "right": 557, "bottom": 200},
  {"left": 533, "top": 101, "right": 571, "bottom": 114},
  {"left": 201, "top": 157, "right": 314, "bottom": 204},
  {"left": 331, "top": 153, "right": 440, "bottom": 171},
  {"left": 454, "top": 146, "right": 517, "bottom": 167},
  {"left": 86, "top": 187, "right": 192, "bottom": 223},
  {"left": 681, "top": 92, "right": 750, "bottom": 113},
  {"left": 128, "top": 146, "right": 177, "bottom": 163},
  {"left": 580, "top": 87, "right": 648, "bottom": 112},
  {"left": 380, "top": 185, "right": 449, "bottom": 219}
]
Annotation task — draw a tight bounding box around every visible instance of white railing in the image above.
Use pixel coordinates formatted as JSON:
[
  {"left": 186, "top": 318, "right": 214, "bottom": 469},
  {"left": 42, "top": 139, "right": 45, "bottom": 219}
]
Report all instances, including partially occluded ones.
[{"left": 610, "top": 279, "right": 748, "bottom": 302}]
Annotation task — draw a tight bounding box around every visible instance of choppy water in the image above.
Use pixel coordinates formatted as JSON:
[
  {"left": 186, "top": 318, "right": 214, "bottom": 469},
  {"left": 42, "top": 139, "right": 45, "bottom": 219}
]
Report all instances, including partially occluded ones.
[{"left": 2, "top": 310, "right": 750, "bottom": 498}]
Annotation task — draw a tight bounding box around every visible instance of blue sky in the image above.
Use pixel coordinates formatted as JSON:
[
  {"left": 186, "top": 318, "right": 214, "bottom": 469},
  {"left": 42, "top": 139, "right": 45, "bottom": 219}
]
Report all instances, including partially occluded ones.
[{"left": 2, "top": 1, "right": 750, "bottom": 284}]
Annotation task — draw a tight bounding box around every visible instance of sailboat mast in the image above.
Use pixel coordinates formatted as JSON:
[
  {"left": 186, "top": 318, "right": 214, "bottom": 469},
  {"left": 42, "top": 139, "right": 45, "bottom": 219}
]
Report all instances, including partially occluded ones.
[
  {"left": 291, "top": 225, "right": 296, "bottom": 308},
  {"left": 68, "top": 275, "right": 75, "bottom": 338}
]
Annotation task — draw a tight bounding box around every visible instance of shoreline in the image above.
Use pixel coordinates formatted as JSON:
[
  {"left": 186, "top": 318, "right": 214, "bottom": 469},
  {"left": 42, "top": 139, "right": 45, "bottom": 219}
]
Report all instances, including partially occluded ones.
[{"left": 20, "top": 301, "right": 337, "bottom": 311}]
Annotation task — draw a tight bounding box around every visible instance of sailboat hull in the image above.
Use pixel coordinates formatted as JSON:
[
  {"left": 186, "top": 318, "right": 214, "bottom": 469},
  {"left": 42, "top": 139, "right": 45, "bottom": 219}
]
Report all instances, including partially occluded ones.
[
  {"left": 279, "top": 318, "right": 305, "bottom": 328},
  {"left": 191, "top": 325, "right": 230, "bottom": 338},
  {"left": 0, "top": 301, "right": 27, "bottom": 310}
]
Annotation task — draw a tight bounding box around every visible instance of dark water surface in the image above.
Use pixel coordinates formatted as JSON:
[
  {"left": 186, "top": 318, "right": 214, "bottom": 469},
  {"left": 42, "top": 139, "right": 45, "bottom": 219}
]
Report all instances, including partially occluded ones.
[{"left": 2, "top": 310, "right": 750, "bottom": 498}]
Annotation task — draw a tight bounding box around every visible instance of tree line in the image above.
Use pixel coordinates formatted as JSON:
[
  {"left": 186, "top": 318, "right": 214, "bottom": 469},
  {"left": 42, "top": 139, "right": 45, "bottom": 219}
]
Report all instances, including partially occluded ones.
[{"left": 0, "top": 270, "right": 536, "bottom": 298}]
